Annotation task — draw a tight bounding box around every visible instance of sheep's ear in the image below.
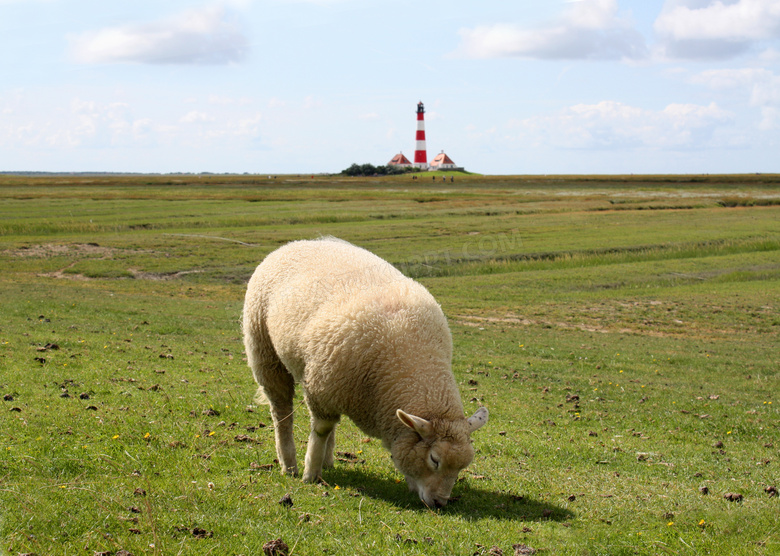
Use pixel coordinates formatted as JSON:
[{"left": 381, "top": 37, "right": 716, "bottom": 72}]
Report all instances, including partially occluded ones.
[
  {"left": 397, "top": 409, "right": 434, "bottom": 440},
  {"left": 467, "top": 406, "right": 489, "bottom": 433}
]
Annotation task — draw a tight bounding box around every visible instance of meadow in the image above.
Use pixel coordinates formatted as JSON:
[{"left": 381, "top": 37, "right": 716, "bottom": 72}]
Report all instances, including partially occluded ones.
[{"left": 0, "top": 172, "right": 778, "bottom": 555}]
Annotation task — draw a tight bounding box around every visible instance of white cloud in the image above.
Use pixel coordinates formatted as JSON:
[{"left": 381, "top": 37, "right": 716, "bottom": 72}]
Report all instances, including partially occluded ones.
[
  {"left": 689, "top": 67, "right": 771, "bottom": 90},
  {"left": 758, "top": 107, "right": 780, "bottom": 130},
  {"left": 690, "top": 67, "right": 780, "bottom": 128},
  {"left": 514, "top": 100, "right": 734, "bottom": 149},
  {"left": 303, "top": 95, "right": 323, "bottom": 110},
  {"left": 180, "top": 110, "right": 215, "bottom": 124},
  {"left": 0, "top": 93, "right": 272, "bottom": 152},
  {"left": 758, "top": 47, "right": 780, "bottom": 62},
  {"left": 655, "top": 0, "right": 780, "bottom": 60},
  {"left": 690, "top": 68, "right": 780, "bottom": 106},
  {"left": 208, "top": 94, "right": 252, "bottom": 105},
  {"left": 455, "top": 0, "right": 647, "bottom": 60},
  {"left": 656, "top": 0, "right": 780, "bottom": 42},
  {"left": 235, "top": 112, "right": 263, "bottom": 136},
  {"left": 68, "top": 4, "right": 248, "bottom": 65}
]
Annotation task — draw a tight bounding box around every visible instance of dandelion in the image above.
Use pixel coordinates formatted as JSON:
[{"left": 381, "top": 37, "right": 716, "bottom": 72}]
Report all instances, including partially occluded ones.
[
  {"left": 334, "top": 485, "right": 341, "bottom": 490},
  {"left": 112, "top": 435, "right": 120, "bottom": 440},
  {"left": 667, "top": 522, "right": 674, "bottom": 526},
  {"left": 208, "top": 431, "right": 215, "bottom": 437},
  {"left": 144, "top": 432, "right": 151, "bottom": 439},
  {"left": 727, "top": 431, "right": 732, "bottom": 435}
]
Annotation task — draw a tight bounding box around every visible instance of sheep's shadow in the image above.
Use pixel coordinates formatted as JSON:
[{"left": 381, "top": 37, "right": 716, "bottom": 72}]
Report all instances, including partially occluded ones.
[{"left": 323, "top": 466, "right": 574, "bottom": 522}]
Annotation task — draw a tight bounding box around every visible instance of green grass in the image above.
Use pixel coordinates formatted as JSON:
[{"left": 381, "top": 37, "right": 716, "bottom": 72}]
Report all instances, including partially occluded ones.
[{"left": 1, "top": 173, "right": 778, "bottom": 555}]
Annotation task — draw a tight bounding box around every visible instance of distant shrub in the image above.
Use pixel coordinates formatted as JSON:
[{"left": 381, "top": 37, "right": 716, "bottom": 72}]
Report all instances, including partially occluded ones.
[{"left": 341, "top": 163, "right": 420, "bottom": 177}]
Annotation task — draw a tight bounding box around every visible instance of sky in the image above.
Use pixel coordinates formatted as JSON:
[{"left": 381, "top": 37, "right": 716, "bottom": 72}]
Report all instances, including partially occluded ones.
[{"left": 1, "top": 0, "right": 779, "bottom": 174}]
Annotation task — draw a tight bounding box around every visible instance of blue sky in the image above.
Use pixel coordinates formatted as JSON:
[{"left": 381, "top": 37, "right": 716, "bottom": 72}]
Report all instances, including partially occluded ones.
[{"left": 1, "top": 0, "right": 779, "bottom": 174}]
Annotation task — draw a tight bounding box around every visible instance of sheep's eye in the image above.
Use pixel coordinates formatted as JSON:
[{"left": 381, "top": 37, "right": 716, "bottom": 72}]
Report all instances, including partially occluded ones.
[{"left": 429, "top": 454, "right": 440, "bottom": 469}]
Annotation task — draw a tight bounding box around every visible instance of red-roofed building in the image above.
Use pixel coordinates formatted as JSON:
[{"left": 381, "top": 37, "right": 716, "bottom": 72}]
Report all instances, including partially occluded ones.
[
  {"left": 388, "top": 152, "right": 413, "bottom": 167},
  {"left": 429, "top": 151, "right": 462, "bottom": 171}
]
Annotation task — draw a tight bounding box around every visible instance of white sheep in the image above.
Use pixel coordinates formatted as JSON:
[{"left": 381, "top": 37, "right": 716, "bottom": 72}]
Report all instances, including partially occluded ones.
[{"left": 242, "top": 237, "right": 488, "bottom": 507}]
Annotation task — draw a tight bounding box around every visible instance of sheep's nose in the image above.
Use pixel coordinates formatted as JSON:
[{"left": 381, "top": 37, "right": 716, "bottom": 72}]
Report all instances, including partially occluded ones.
[{"left": 433, "top": 498, "right": 446, "bottom": 509}]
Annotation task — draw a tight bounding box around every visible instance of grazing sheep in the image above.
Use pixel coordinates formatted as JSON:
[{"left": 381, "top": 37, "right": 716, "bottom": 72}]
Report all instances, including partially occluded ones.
[{"left": 242, "top": 237, "right": 488, "bottom": 507}]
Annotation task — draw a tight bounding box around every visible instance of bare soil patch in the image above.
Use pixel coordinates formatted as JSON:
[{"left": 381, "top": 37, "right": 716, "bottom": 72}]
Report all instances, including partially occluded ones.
[
  {"left": 128, "top": 269, "right": 203, "bottom": 281},
  {"left": 6, "top": 243, "right": 200, "bottom": 281},
  {"left": 6, "top": 243, "right": 120, "bottom": 258}
]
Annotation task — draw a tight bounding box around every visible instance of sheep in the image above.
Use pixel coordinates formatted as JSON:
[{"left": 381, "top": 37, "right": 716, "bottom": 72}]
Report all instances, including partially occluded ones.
[{"left": 242, "top": 237, "right": 488, "bottom": 507}]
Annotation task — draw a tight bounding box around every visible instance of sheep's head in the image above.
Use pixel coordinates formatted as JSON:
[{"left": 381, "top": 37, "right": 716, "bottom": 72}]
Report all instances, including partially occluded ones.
[{"left": 391, "top": 407, "right": 488, "bottom": 508}]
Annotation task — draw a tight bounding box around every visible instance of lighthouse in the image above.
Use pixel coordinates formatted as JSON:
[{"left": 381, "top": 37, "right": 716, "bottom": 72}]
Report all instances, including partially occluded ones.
[{"left": 413, "top": 101, "right": 428, "bottom": 169}]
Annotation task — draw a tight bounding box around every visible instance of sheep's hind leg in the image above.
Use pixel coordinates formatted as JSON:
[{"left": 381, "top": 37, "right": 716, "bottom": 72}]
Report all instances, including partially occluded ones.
[
  {"left": 260, "top": 365, "right": 298, "bottom": 476},
  {"left": 323, "top": 427, "right": 336, "bottom": 469},
  {"left": 270, "top": 397, "right": 298, "bottom": 476},
  {"left": 303, "top": 417, "right": 338, "bottom": 483}
]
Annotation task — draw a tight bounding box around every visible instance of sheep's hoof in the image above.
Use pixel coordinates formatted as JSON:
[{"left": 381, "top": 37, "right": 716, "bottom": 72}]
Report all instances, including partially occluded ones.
[
  {"left": 302, "top": 471, "right": 322, "bottom": 484},
  {"left": 281, "top": 466, "right": 298, "bottom": 477}
]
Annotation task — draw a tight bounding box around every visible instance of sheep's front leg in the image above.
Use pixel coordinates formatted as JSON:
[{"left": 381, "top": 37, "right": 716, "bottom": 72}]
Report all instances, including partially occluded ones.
[{"left": 303, "top": 417, "right": 337, "bottom": 483}]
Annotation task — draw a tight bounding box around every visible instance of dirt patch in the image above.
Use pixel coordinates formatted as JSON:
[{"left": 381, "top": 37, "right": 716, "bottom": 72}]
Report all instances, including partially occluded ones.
[
  {"left": 38, "top": 261, "right": 91, "bottom": 281},
  {"left": 9, "top": 243, "right": 200, "bottom": 282},
  {"left": 39, "top": 266, "right": 202, "bottom": 281},
  {"left": 128, "top": 269, "right": 203, "bottom": 281},
  {"left": 454, "top": 314, "right": 637, "bottom": 336},
  {"left": 6, "top": 243, "right": 120, "bottom": 258}
]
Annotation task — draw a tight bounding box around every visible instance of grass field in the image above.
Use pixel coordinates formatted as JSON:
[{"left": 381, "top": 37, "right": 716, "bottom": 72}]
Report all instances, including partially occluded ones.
[{"left": 1, "top": 173, "right": 778, "bottom": 555}]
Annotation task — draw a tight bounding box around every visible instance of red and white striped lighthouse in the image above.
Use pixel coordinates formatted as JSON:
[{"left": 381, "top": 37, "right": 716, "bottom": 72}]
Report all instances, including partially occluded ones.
[{"left": 413, "top": 101, "right": 428, "bottom": 169}]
